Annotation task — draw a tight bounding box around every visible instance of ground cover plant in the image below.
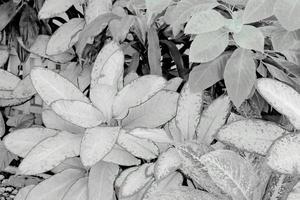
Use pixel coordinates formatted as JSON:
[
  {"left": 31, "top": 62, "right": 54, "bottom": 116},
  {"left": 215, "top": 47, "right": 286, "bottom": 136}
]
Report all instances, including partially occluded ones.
[{"left": 0, "top": 0, "right": 300, "bottom": 199}]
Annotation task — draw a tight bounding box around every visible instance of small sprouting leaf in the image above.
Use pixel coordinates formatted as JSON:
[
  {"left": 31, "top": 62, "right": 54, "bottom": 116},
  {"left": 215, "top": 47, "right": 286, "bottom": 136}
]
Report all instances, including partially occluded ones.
[
  {"left": 102, "top": 145, "right": 141, "bottom": 166},
  {"left": 147, "top": 26, "right": 162, "bottom": 76},
  {"left": 14, "top": 185, "right": 35, "bottom": 200},
  {"left": 113, "top": 75, "right": 166, "bottom": 119},
  {"left": 30, "top": 67, "right": 89, "bottom": 105},
  {"left": 224, "top": 48, "right": 257, "bottom": 107},
  {"left": 80, "top": 126, "right": 120, "bottom": 167},
  {"left": 85, "top": 0, "right": 112, "bottom": 24},
  {"left": 0, "top": 69, "right": 20, "bottom": 90},
  {"left": 196, "top": 95, "right": 231, "bottom": 145},
  {"left": 128, "top": 128, "right": 173, "bottom": 144},
  {"left": 185, "top": 10, "right": 225, "bottom": 34},
  {"left": 26, "top": 169, "right": 85, "bottom": 200},
  {"left": 176, "top": 83, "right": 203, "bottom": 140},
  {"left": 51, "top": 100, "right": 105, "bottom": 128},
  {"left": 200, "top": 150, "right": 261, "bottom": 200},
  {"left": 189, "top": 29, "right": 229, "bottom": 63},
  {"left": 256, "top": 78, "right": 300, "bottom": 130},
  {"left": 267, "top": 133, "right": 300, "bottom": 174},
  {"left": 122, "top": 90, "right": 179, "bottom": 129},
  {"left": 88, "top": 161, "right": 119, "bottom": 200},
  {"left": 3, "top": 127, "right": 58, "bottom": 158},
  {"left": 243, "top": 0, "right": 275, "bottom": 24},
  {"left": 216, "top": 119, "right": 286, "bottom": 155},
  {"left": 63, "top": 177, "right": 88, "bottom": 200},
  {"left": 19, "top": 131, "right": 82, "bottom": 175}
]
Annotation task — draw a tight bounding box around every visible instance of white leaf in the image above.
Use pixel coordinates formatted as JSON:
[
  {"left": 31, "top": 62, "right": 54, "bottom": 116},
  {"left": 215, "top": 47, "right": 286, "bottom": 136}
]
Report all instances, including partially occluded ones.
[
  {"left": 47, "top": 18, "right": 85, "bottom": 55},
  {"left": 51, "top": 100, "right": 105, "bottom": 128},
  {"left": 164, "top": 77, "right": 182, "bottom": 91},
  {"left": 19, "top": 131, "right": 82, "bottom": 175},
  {"left": 117, "top": 131, "right": 159, "bottom": 160},
  {"left": 288, "top": 181, "right": 300, "bottom": 200},
  {"left": 166, "top": 118, "right": 182, "bottom": 142},
  {"left": 51, "top": 157, "right": 84, "bottom": 173},
  {"left": 85, "top": 0, "right": 112, "bottom": 24},
  {"left": 196, "top": 95, "right": 231, "bottom": 145},
  {"left": 3, "top": 127, "right": 58, "bottom": 158},
  {"left": 200, "top": 150, "right": 261, "bottom": 200},
  {"left": 88, "top": 161, "right": 119, "bottom": 200},
  {"left": 274, "top": 0, "right": 300, "bottom": 31},
  {"left": 124, "top": 72, "right": 139, "bottom": 86},
  {"left": 0, "top": 69, "right": 20, "bottom": 90},
  {"left": 154, "top": 148, "right": 182, "bottom": 180},
  {"left": 185, "top": 10, "right": 225, "bottom": 34},
  {"left": 26, "top": 169, "right": 85, "bottom": 200},
  {"left": 39, "top": 0, "right": 83, "bottom": 19},
  {"left": 233, "top": 25, "right": 265, "bottom": 52},
  {"left": 216, "top": 119, "right": 286, "bottom": 155},
  {"left": 190, "top": 29, "right": 229, "bottom": 63},
  {"left": 42, "top": 109, "right": 85, "bottom": 134},
  {"left": 176, "top": 82, "right": 203, "bottom": 140},
  {"left": 0, "top": 112, "right": 5, "bottom": 137},
  {"left": 128, "top": 128, "right": 173, "bottom": 144},
  {"left": 146, "top": 0, "right": 172, "bottom": 17},
  {"left": 102, "top": 145, "right": 141, "bottom": 166},
  {"left": 256, "top": 78, "right": 300, "bottom": 129},
  {"left": 14, "top": 185, "right": 35, "bottom": 200},
  {"left": 12, "top": 75, "right": 36, "bottom": 99},
  {"left": 30, "top": 67, "right": 89, "bottom": 105},
  {"left": 271, "top": 28, "right": 296, "bottom": 52},
  {"left": 113, "top": 75, "right": 166, "bottom": 119},
  {"left": 243, "top": 0, "right": 275, "bottom": 24},
  {"left": 63, "top": 177, "right": 88, "bottom": 200},
  {"left": 267, "top": 133, "right": 300, "bottom": 174},
  {"left": 122, "top": 90, "right": 179, "bottom": 129},
  {"left": 115, "top": 167, "right": 138, "bottom": 190},
  {"left": 80, "top": 126, "right": 120, "bottom": 167},
  {"left": 0, "top": 47, "right": 9, "bottom": 68}
]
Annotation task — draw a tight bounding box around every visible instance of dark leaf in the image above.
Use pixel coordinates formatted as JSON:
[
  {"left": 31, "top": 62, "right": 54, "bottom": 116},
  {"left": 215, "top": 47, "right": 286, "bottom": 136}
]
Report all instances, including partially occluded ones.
[{"left": 0, "top": 1, "right": 17, "bottom": 32}]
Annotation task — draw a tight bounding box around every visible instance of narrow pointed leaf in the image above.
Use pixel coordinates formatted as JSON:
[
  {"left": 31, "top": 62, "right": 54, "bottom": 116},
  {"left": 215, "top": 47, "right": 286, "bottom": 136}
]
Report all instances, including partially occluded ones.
[
  {"left": 102, "top": 145, "right": 141, "bottom": 166},
  {"left": 147, "top": 26, "right": 162, "bottom": 76}
]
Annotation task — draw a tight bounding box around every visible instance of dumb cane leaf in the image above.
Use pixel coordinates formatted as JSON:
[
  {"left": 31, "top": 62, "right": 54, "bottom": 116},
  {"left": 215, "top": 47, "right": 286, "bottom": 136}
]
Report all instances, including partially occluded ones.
[
  {"left": 0, "top": 46, "right": 9, "bottom": 67},
  {"left": 196, "top": 95, "right": 231, "bottom": 145},
  {"left": 122, "top": 90, "right": 179, "bottom": 129},
  {"left": 146, "top": 0, "right": 172, "bottom": 18},
  {"left": 113, "top": 75, "right": 166, "bottom": 119},
  {"left": 128, "top": 128, "right": 173, "bottom": 144},
  {"left": 52, "top": 157, "right": 85, "bottom": 173},
  {"left": 115, "top": 167, "right": 138, "bottom": 191},
  {"left": 30, "top": 67, "right": 89, "bottom": 105},
  {"left": 3, "top": 127, "right": 58, "bottom": 158},
  {"left": 12, "top": 75, "right": 36, "bottom": 99},
  {"left": 63, "top": 177, "right": 88, "bottom": 200},
  {"left": 88, "top": 161, "right": 119, "bottom": 200},
  {"left": 0, "top": 112, "right": 5, "bottom": 137},
  {"left": 164, "top": 77, "right": 183, "bottom": 92},
  {"left": 216, "top": 119, "right": 286, "bottom": 155},
  {"left": 243, "top": 0, "right": 275, "bottom": 24},
  {"left": 256, "top": 78, "right": 300, "bottom": 130},
  {"left": 224, "top": 48, "right": 256, "bottom": 107},
  {"left": 26, "top": 169, "right": 85, "bottom": 200},
  {"left": 147, "top": 26, "right": 162, "bottom": 76},
  {"left": 19, "top": 131, "right": 82, "bottom": 175},
  {"left": 288, "top": 181, "right": 300, "bottom": 200},
  {"left": 51, "top": 100, "right": 105, "bottom": 128},
  {"left": 85, "top": 0, "right": 112, "bottom": 25},
  {"left": 176, "top": 82, "right": 203, "bottom": 140},
  {"left": 102, "top": 145, "right": 141, "bottom": 166},
  {"left": 200, "top": 150, "right": 261, "bottom": 200},
  {"left": 0, "top": 69, "right": 20, "bottom": 90},
  {"left": 80, "top": 126, "right": 120, "bottom": 167},
  {"left": 14, "top": 185, "right": 35, "bottom": 200}
]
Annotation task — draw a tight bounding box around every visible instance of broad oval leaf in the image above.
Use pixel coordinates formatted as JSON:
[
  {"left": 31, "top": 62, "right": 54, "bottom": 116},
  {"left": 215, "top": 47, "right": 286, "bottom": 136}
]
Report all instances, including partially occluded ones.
[
  {"left": 274, "top": 0, "right": 300, "bottom": 31},
  {"left": 30, "top": 67, "right": 89, "bottom": 105},
  {"left": 3, "top": 127, "right": 58, "bottom": 158},
  {"left": 256, "top": 78, "right": 300, "bottom": 130},
  {"left": 115, "top": 167, "right": 138, "bottom": 190},
  {"left": 200, "top": 150, "right": 261, "bottom": 200},
  {"left": 164, "top": 77, "right": 182, "bottom": 91},
  {"left": 0, "top": 69, "right": 20, "bottom": 90},
  {"left": 14, "top": 185, "right": 35, "bottom": 200},
  {"left": 80, "top": 126, "right": 120, "bottom": 167},
  {"left": 51, "top": 100, "right": 105, "bottom": 128},
  {"left": 243, "top": 0, "right": 275, "bottom": 24},
  {"left": 128, "top": 128, "right": 173, "bottom": 144},
  {"left": 113, "top": 75, "right": 166, "bottom": 119},
  {"left": 26, "top": 169, "right": 85, "bottom": 200},
  {"left": 185, "top": 10, "right": 225, "bottom": 34},
  {"left": 122, "top": 90, "right": 179, "bottom": 129},
  {"left": 267, "top": 133, "right": 300, "bottom": 174},
  {"left": 189, "top": 29, "right": 229, "bottom": 63},
  {"left": 102, "top": 145, "right": 141, "bottom": 166},
  {"left": 85, "top": 0, "right": 112, "bottom": 24},
  {"left": 19, "top": 131, "right": 82, "bottom": 175},
  {"left": 63, "top": 177, "right": 88, "bottom": 200},
  {"left": 216, "top": 119, "right": 286, "bottom": 155}
]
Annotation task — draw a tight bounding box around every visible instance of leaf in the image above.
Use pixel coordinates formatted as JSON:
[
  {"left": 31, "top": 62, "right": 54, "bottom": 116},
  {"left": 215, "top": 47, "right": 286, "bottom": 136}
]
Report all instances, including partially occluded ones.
[
  {"left": 113, "top": 75, "right": 166, "bottom": 119},
  {"left": 164, "top": 77, "right": 183, "bottom": 91},
  {"left": 224, "top": 48, "right": 256, "bottom": 107},
  {"left": 146, "top": 0, "right": 172, "bottom": 17},
  {"left": 30, "top": 67, "right": 89, "bottom": 105},
  {"left": 0, "top": 112, "right": 5, "bottom": 137},
  {"left": 265, "top": 63, "right": 294, "bottom": 85},
  {"left": 189, "top": 29, "right": 229, "bottom": 63},
  {"left": 26, "top": 169, "right": 85, "bottom": 200},
  {"left": 271, "top": 28, "right": 297, "bottom": 52},
  {"left": 216, "top": 119, "right": 286, "bottom": 155},
  {"left": 267, "top": 133, "right": 300, "bottom": 174},
  {"left": 109, "top": 15, "right": 135, "bottom": 42},
  {"left": 154, "top": 148, "right": 182, "bottom": 180},
  {"left": 115, "top": 167, "right": 139, "bottom": 190},
  {"left": 288, "top": 181, "right": 300, "bottom": 200},
  {"left": 233, "top": 25, "right": 264, "bottom": 52},
  {"left": 117, "top": 130, "right": 159, "bottom": 160},
  {"left": 80, "top": 126, "right": 120, "bottom": 167},
  {"left": 128, "top": 128, "right": 173, "bottom": 144},
  {"left": 14, "top": 185, "right": 35, "bottom": 200},
  {"left": 12, "top": 75, "right": 36, "bottom": 99},
  {"left": 200, "top": 150, "right": 261, "bottom": 200},
  {"left": 47, "top": 18, "right": 85, "bottom": 55},
  {"left": 0, "top": 46, "right": 9, "bottom": 67},
  {"left": 0, "top": 1, "right": 17, "bottom": 32},
  {"left": 185, "top": 10, "right": 225, "bottom": 34},
  {"left": 85, "top": 0, "right": 112, "bottom": 24},
  {"left": 256, "top": 78, "right": 300, "bottom": 129},
  {"left": 196, "top": 95, "right": 231, "bottom": 145},
  {"left": 102, "top": 145, "right": 141, "bottom": 166},
  {"left": 176, "top": 83, "right": 203, "bottom": 140},
  {"left": 42, "top": 109, "right": 85, "bottom": 134},
  {"left": 19, "top": 131, "right": 82, "bottom": 175},
  {"left": 147, "top": 26, "right": 162, "bottom": 76},
  {"left": 88, "top": 161, "right": 119, "bottom": 200},
  {"left": 62, "top": 177, "right": 88, "bottom": 200},
  {"left": 0, "top": 140, "right": 16, "bottom": 171},
  {"left": 51, "top": 100, "right": 105, "bottom": 128},
  {"left": 122, "top": 90, "right": 179, "bottom": 129},
  {"left": 274, "top": 0, "right": 300, "bottom": 31},
  {"left": 3, "top": 127, "right": 58, "bottom": 158},
  {"left": 243, "top": 0, "right": 275, "bottom": 24},
  {"left": 38, "top": 0, "right": 83, "bottom": 19},
  {"left": 51, "top": 157, "right": 84, "bottom": 173},
  {"left": 0, "top": 69, "right": 20, "bottom": 90}
]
